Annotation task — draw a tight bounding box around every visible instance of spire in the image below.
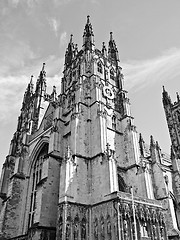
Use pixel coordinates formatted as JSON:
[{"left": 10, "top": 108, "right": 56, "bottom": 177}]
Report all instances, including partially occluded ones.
[
  {"left": 108, "top": 32, "right": 119, "bottom": 62},
  {"left": 35, "top": 63, "right": 46, "bottom": 94},
  {"left": 162, "top": 86, "right": 172, "bottom": 106},
  {"left": 65, "top": 34, "right": 75, "bottom": 67},
  {"left": 83, "top": 15, "right": 94, "bottom": 51},
  {"left": 22, "top": 75, "right": 34, "bottom": 111},
  {"left": 32, "top": 63, "right": 47, "bottom": 133}
]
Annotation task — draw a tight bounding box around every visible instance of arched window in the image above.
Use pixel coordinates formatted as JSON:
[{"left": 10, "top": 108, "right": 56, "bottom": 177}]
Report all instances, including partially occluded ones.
[
  {"left": 107, "top": 216, "right": 111, "bottom": 240},
  {"left": 66, "top": 216, "right": 71, "bottom": 240},
  {"left": 140, "top": 221, "right": 149, "bottom": 237},
  {"left": 112, "top": 116, "right": 116, "bottom": 130},
  {"left": 100, "top": 216, "right": 105, "bottom": 240},
  {"left": 81, "top": 218, "right": 86, "bottom": 240},
  {"left": 118, "top": 174, "right": 126, "bottom": 192},
  {"left": 97, "top": 61, "right": 103, "bottom": 74},
  {"left": 59, "top": 216, "right": 63, "bottom": 240},
  {"left": 74, "top": 216, "right": 79, "bottom": 240},
  {"left": 94, "top": 218, "right": 98, "bottom": 240},
  {"left": 28, "top": 143, "right": 48, "bottom": 228},
  {"left": 110, "top": 69, "right": 115, "bottom": 80}
]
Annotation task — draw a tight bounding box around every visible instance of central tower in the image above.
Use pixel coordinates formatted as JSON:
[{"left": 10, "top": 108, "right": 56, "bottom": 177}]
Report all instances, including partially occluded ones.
[
  {"left": 0, "top": 16, "right": 169, "bottom": 240},
  {"left": 54, "top": 16, "right": 166, "bottom": 240},
  {"left": 57, "top": 15, "right": 131, "bottom": 206}
]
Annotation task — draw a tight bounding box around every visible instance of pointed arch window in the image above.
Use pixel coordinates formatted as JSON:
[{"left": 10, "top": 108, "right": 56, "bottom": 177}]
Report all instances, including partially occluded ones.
[
  {"left": 81, "top": 218, "right": 86, "bottom": 240},
  {"left": 112, "top": 115, "right": 116, "bottom": 130},
  {"left": 118, "top": 174, "right": 126, "bottom": 192},
  {"left": 107, "top": 216, "right": 112, "bottom": 240},
  {"left": 110, "top": 69, "right": 115, "bottom": 80},
  {"left": 66, "top": 216, "right": 71, "bottom": 240},
  {"left": 100, "top": 216, "right": 105, "bottom": 240},
  {"left": 97, "top": 61, "right": 103, "bottom": 74},
  {"left": 28, "top": 143, "right": 48, "bottom": 229},
  {"left": 94, "top": 218, "right": 98, "bottom": 240},
  {"left": 73, "top": 216, "right": 79, "bottom": 240}
]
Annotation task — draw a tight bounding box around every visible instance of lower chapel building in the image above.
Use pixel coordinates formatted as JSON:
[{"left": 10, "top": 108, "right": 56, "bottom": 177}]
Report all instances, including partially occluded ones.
[{"left": 1, "top": 16, "right": 180, "bottom": 240}]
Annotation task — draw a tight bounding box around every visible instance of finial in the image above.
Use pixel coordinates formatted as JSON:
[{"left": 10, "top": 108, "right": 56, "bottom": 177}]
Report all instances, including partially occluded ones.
[
  {"left": 30, "top": 75, "right": 33, "bottom": 83},
  {"left": 156, "top": 141, "right": 161, "bottom": 150},
  {"left": 87, "top": 15, "right": 90, "bottom": 24},
  {"left": 83, "top": 15, "right": 94, "bottom": 51},
  {"left": 162, "top": 85, "right": 166, "bottom": 92},
  {"left": 150, "top": 135, "right": 155, "bottom": 147},
  {"left": 176, "top": 92, "right": 180, "bottom": 102},
  {"left": 42, "top": 63, "right": 45, "bottom": 71},
  {"left": 139, "top": 133, "right": 144, "bottom": 143},
  {"left": 110, "top": 32, "right": 113, "bottom": 41},
  {"left": 70, "top": 34, "right": 73, "bottom": 43}
]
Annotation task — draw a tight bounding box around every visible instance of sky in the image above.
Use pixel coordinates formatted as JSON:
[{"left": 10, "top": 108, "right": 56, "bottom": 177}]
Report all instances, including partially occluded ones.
[{"left": 1, "top": 0, "right": 180, "bottom": 171}]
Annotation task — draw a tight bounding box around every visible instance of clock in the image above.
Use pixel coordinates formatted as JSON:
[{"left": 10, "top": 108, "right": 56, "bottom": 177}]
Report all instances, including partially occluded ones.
[{"left": 103, "top": 86, "right": 114, "bottom": 100}]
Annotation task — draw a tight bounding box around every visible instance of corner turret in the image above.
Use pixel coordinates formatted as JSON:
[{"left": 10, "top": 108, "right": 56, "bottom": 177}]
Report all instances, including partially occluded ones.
[
  {"left": 83, "top": 15, "right": 94, "bottom": 51},
  {"left": 65, "top": 34, "right": 77, "bottom": 68},
  {"left": 162, "top": 86, "right": 172, "bottom": 107},
  {"left": 108, "top": 32, "right": 119, "bottom": 63}
]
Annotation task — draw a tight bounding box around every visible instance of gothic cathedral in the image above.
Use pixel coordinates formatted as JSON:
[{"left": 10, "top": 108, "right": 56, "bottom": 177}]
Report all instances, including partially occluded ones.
[{"left": 0, "top": 16, "right": 180, "bottom": 240}]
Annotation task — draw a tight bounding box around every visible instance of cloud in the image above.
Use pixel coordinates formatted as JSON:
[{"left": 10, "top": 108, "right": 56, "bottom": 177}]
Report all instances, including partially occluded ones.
[
  {"left": 0, "top": 75, "right": 28, "bottom": 122},
  {"left": 53, "top": 0, "right": 73, "bottom": 6},
  {"left": 0, "top": 55, "right": 64, "bottom": 123},
  {"left": 0, "top": 39, "right": 37, "bottom": 76},
  {"left": 122, "top": 48, "right": 180, "bottom": 92},
  {"left": 59, "top": 31, "right": 67, "bottom": 48},
  {"left": 9, "top": 0, "right": 20, "bottom": 7},
  {"left": 48, "top": 18, "right": 60, "bottom": 37}
]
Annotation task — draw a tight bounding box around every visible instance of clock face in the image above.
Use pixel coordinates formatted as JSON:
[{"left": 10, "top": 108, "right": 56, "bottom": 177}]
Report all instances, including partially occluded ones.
[{"left": 103, "top": 86, "right": 114, "bottom": 100}]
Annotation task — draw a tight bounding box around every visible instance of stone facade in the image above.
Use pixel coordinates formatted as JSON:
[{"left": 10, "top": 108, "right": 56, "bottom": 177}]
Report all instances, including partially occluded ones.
[{"left": 0, "top": 16, "right": 179, "bottom": 239}]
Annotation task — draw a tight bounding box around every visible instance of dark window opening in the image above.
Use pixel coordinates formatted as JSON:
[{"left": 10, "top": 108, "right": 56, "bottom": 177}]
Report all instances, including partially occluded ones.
[
  {"left": 118, "top": 174, "right": 126, "bottom": 192},
  {"left": 97, "top": 62, "right": 103, "bottom": 74},
  {"left": 112, "top": 116, "right": 116, "bottom": 130},
  {"left": 110, "top": 69, "right": 115, "bottom": 80}
]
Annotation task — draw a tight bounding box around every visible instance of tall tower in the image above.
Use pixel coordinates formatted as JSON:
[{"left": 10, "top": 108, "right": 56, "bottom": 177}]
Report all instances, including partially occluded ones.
[
  {"left": 163, "top": 87, "right": 180, "bottom": 229},
  {"left": 0, "top": 17, "right": 170, "bottom": 240}
]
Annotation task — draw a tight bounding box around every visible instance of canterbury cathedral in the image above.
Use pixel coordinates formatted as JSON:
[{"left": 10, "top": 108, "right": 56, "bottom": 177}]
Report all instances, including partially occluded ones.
[{"left": 0, "top": 16, "right": 180, "bottom": 240}]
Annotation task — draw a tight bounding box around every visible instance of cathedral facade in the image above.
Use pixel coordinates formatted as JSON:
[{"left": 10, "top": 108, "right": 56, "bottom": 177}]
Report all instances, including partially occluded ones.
[{"left": 0, "top": 16, "right": 179, "bottom": 240}]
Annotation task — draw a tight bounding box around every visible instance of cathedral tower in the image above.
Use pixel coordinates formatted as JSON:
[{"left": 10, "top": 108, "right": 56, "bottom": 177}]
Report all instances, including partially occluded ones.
[{"left": 0, "top": 16, "right": 175, "bottom": 240}]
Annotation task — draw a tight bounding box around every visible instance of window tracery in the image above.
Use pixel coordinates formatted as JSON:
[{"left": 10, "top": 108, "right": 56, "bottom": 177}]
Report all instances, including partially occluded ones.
[
  {"left": 110, "top": 69, "right": 115, "bottom": 80},
  {"left": 97, "top": 61, "right": 103, "bottom": 74},
  {"left": 28, "top": 143, "right": 48, "bottom": 229},
  {"left": 81, "top": 218, "right": 86, "bottom": 240},
  {"left": 112, "top": 115, "right": 116, "bottom": 130}
]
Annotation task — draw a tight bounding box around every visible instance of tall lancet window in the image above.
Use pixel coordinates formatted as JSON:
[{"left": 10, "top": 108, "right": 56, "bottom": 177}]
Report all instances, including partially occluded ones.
[
  {"left": 112, "top": 115, "right": 116, "bottom": 130},
  {"left": 28, "top": 143, "right": 48, "bottom": 228},
  {"left": 110, "top": 69, "right": 115, "bottom": 80},
  {"left": 97, "top": 61, "right": 103, "bottom": 74},
  {"left": 118, "top": 174, "right": 126, "bottom": 192}
]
